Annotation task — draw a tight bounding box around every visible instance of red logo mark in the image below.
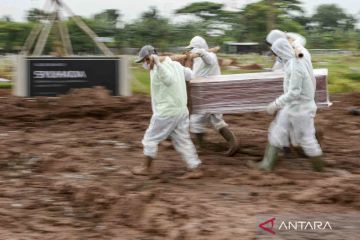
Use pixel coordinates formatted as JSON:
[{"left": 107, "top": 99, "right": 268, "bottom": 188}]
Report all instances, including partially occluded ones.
[{"left": 259, "top": 217, "right": 276, "bottom": 235}]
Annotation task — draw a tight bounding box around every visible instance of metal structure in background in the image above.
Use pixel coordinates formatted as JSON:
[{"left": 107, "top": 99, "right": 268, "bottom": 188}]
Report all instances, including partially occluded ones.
[
  {"left": 21, "top": 0, "right": 113, "bottom": 56},
  {"left": 14, "top": 0, "right": 132, "bottom": 97}
]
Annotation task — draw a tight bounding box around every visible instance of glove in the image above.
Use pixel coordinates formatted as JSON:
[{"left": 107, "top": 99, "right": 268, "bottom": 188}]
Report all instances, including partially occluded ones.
[
  {"left": 266, "top": 101, "right": 279, "bottom": 115},
  {"left": 151, "top": 54, "right": 160, "bottom": 66},
  {"left": 192, "top": 48, "right": 206, "bottom": 56}
]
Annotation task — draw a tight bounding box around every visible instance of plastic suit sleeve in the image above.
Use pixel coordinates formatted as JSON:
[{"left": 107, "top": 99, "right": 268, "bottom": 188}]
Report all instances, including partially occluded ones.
[
  {"left": 272, "top": 59, "right": 283, "bottom": 71},
  {"left": 200, "top": 51, "right": 217, "bottom": 66},
  {"left": 183, "top": 67, "right": 193, "bottom": 82},
  {"left": 154, "top": 63, "right": 173, "bottom": 86},
  {"left": 275, "top": 63, "right": 303, "bottom": 108}
]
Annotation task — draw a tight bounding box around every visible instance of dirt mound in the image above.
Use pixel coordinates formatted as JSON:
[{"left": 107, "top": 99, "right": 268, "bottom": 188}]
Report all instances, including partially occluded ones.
[
  {"left": 218, "top": 58, "right": 237, "bottom": 67},
  {"left": 0, "top": 89, "right": 359, "bottom": 239},
  {"left": 0, "top": 87, "right": 151, "bottom": 124},
  {"left": 58, "top": 87, "right": 116, "bottom": 106},
  {"left": 291, "top": 175, "right": 360, "bottom": 209},
  {"left": 240, "top": 63, "right": 263, "bottom": 70}
]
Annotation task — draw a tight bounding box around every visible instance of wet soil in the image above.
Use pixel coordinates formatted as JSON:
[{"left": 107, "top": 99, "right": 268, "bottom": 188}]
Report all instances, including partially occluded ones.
[{"left": 0, "top": 87, "right": 359, "bottom": 239}]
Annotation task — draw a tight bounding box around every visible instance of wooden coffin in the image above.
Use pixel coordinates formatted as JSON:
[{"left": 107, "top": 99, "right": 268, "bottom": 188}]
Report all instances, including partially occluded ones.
[{"left": 190, "top": 68, "right": 331, "bottom": 114}]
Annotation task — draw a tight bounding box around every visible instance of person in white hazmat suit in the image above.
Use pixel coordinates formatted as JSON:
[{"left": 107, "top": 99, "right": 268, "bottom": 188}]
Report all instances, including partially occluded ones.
[
  {"left": 266, "top": 29, "right": 312, "bottom": 73},
  {"left": 249, "top": 38, "right": 324, "bottom": 172},
  {"left": 185, "top": 36, "right": 238, "bottom": 156},
  {"left": 265, "top": 29, "right": 322, "bottom": 155},
  {"left": 132, "top": 45, "right": 203, "bottom": 179}
]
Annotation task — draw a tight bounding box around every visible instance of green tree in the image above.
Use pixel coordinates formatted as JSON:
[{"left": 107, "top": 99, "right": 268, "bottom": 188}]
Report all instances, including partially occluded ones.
[
  {"left": 0, "top": 21, "right": 34, "bottom": 53},
  {"left": 26, "top": 8, "right": 50, "bottom": 22},
  {"left": 175, "top": 2, "right": 240, "bottom": 30},
  {"left": 119, "top": 7, "right": 172, "bottom": 48},
  {"left": 94, "top": 9, "right": 121, "bottom": 28},
  {"left": 239, "top": 0, "right": 304, "bottom": 43},
  {"left": 1, "top": 16, "right": 12, "bottom": 22},
  {"left": 312, "top": 4, "right": 357, "bottom": 30},
  {"left": 176, "top": 2, "right": 224, "bottom": 21}
]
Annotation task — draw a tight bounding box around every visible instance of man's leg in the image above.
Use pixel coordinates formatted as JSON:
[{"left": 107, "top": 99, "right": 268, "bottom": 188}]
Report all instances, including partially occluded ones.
[
  {"left": 247, "top": 109, "right": 290, "bottom": 171},
  {"left": 171, "top": 114, "right": 202, "bottom": 179},
  {"left": 132, "top": 115, "right": 176, "bottom": 175},
  {"left": 132, "top": 156, "right": 154, "bottom": 175},
  {"left": 292, "top": 111, "right": 324, "bottom": 171},
  {"left": 209, "top": 114, "right": 239, "bottom": 156},
  {"left": 190, "top": 114, "right": 208, "bottom": 147}
]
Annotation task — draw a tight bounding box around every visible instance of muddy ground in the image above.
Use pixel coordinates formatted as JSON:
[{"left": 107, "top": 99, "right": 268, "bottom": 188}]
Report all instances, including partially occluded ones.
[{"left": 0, "top": 88, "right": 359, "bottom": 240}]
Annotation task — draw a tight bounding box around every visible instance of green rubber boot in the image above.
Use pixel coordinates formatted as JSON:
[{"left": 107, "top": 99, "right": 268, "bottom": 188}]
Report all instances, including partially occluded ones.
[
  {"left": 247, "top": 144, "right": 279, "bottom": 171},
  {"left": 310, "top": 156, "right": 324, "bottom": 172}
]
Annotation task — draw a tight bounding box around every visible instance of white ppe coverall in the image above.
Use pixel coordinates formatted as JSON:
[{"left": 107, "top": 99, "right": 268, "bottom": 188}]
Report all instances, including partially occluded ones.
[
  {"left": 267, "top": 30, "right": 318, "bottom": 146},
  {"left": 187, "top": 36, "right": 228, "bottom": 133},
  {"left": 142, "top": 57, "right": 201, "bottom": 169},
  {"left": 269, "top": 39, "right": 322, "bottom": 157}
]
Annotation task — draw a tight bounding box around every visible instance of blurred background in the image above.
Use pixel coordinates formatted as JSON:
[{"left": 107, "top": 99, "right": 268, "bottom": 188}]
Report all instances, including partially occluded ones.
[
  {"left": 0, "top": 2, "right": 359, "bottom": 239},
  {"left": 0, "top": 0, "right": 359, "bottom": 93}
]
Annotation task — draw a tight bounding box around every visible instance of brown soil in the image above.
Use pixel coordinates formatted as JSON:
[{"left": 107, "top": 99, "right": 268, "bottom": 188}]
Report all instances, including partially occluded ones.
[
  {"left": 0, "top": 87, "right": 359, "bottom": 239},
  {"left": 240, "top": 63, "right": 263, "bottom": 70}
]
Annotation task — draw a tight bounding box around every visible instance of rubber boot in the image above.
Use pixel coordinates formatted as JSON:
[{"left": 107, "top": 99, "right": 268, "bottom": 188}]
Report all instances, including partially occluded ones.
[
  {"left": 247, "top": 144, "right": 279, "bottom": 171},
  {"left": 219, "top": 127, "right": 239, "bottom": 156},
  {"left": 194, "top": 133, "right": 205, "bottom": 148},
  {"left": 131, "top": 156, "right": 153, "bottom": 175},
  {"left": 350, "top": 108, "right": 360, "bottom": 116},
  {"left": 310, "top": 156, "right": 324, "bottom": 172},
  {"left": 294, "top": 147, "right": 306, "bottom": 157}
]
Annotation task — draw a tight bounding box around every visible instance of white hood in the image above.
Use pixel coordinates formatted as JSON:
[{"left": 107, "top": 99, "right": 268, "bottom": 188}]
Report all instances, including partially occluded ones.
[
  {"left": 286, "top": 32, "right": 306, "bottom": 47},
  {"left": 271, "top": 38, "right": 295, "bottom": 61},
  {"left": 266, "top": 29, "right": 287, "bottom": 45},
  {"left": 266, "top": 30, "right": 306, "bottom": 48},
  {"left": 186, "top": 36, "right": 209, "bottom": 50}
]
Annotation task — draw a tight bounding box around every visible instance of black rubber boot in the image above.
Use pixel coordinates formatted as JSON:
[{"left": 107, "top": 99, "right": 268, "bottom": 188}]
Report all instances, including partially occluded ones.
[
  {"left": 219, "top": 127, "right": 239, "bottom": 156},
  {"left": 350, "top": 108, "right": 360, "bottom": 116},
  {"left": 247, "top": 144, "right": 279, "bottom": 171}
]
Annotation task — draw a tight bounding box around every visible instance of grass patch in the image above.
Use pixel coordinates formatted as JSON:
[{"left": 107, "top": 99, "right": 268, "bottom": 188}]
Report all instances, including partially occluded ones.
[
  {"left": 312, "top": 54, "right": 360, "bottom": 92},
  {"left": 131, "top": 66, "right": 150, "bottom": 94},
  {"left": 0, "top": 82, "right": 12, "bottom": 88},
  {"left": 345, "top": 72, "right": 360, "bottom": 81}
]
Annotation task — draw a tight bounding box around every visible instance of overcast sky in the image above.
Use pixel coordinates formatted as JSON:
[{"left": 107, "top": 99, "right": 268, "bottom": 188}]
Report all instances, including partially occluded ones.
[{"left": 1, "top": 0, "right": 359, "bottom": 22}]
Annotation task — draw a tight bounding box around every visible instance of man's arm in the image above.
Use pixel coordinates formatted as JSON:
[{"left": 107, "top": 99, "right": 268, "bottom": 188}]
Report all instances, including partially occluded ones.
[
  {"left": 275, "top": 62, "right": 303, "bottom": 108},
  {"left": 193, "top": 49, "right": 217, "bottom": 65},
  {"left": 153, "top": 56, "right": 173, "bottom": 86},
  {"left": 183, "top": 67, "right": 193, "bottom": 82},
  {"left": 272, "top": 58, "right": 283, "bottom": 71}
]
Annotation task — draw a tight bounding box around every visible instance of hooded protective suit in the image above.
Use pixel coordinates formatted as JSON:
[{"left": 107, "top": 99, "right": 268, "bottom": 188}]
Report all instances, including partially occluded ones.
[
  {"left": 268, "top": 39, "right": 322, "bottom": 157},
  {"left": 267, "top": 30, "right": 314, "bottom": 86},
  {"left": 142, "top": 57, "right": 201, "bottom": 169},
  {"left": 187, "top": 36, "right": 228, "bottom": 133}
]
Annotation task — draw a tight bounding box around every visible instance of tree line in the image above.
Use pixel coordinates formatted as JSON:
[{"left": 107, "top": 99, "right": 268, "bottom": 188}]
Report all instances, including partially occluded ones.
[{"left": 0, "top": 0, "right": 359, "bottom": 54}]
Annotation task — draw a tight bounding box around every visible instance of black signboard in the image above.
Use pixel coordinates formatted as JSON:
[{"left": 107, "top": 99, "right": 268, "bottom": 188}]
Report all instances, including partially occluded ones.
[{"left": 27, "top": 57, "right": 120, "bottom": 96}]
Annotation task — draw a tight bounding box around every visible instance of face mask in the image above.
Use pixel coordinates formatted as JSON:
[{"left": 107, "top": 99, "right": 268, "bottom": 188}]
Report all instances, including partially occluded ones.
[{"left": 143, "top": 62, "right": 150, "bottom": 70}]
